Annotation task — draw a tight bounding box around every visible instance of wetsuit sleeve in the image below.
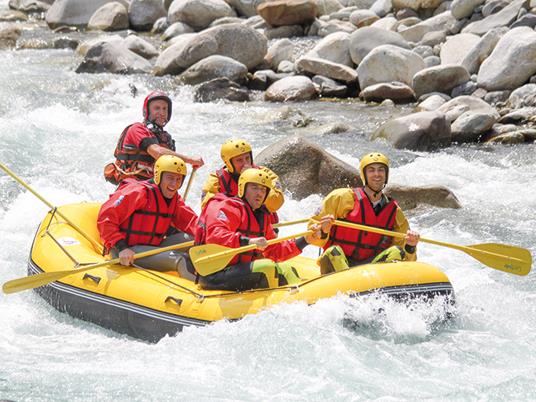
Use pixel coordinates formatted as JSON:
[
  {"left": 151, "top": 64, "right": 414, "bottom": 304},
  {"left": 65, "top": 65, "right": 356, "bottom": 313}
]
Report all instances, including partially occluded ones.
[
  {"left": 123, "top": 123, "right": 155, "bottom": 150},
  {"left": 97, "top": 182, "right": 147, "bottom": 251},
  {"left": 307, "top": 188, "right": 355, "bottom": 247},
  {"left": 261, "top": 222, "right": 301, "bottom": 262},
  {"left": 172, "top": 197, "right": 199, "bottom": 236},
  {"left": 203, "top": 200, "right": 243, "bottom": 248},
  {"left": 393, "top": 207, "right": 417, "bottom": 261},
  {"left": 261, "top": 167, "right": 285, "bottom": 213},
  {"left": 200, "top": 172, "right": 220, "bottom": 209}
]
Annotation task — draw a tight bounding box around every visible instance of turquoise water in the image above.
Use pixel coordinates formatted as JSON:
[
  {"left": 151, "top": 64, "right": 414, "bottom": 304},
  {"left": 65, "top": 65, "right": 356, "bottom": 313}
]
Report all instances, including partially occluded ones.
[{"left": 1, "top": 10, "right": 535, "bottom": 401}]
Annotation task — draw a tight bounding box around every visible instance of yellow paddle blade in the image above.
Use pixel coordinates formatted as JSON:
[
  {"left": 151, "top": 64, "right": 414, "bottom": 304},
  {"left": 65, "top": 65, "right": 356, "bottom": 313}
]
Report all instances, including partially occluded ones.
[
  {"left": 465, "top": 243, "right": 532, "bottom": 276},
  {"left": 189, "top": 244, "right": 241, "bottom": 276}
]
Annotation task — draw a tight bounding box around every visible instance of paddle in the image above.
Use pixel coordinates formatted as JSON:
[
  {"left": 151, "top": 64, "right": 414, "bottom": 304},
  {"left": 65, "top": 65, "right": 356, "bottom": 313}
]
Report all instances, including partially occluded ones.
[
  {"left": 332, "top": 220, "right": 532, "bottom": 276},
  {"left": 182, "top": 166, "right": 197, "bottom": 201},
  {"left": 189, "top": 230, "right": 312, "bottom": 276},
  {"left": 273, "top": 217, "right": 308, "bottom": 228},
  {"left": 0, "top": 163, "right": 103, "bottom": 254},
  {"left": 2, "top": 241, "right": 195, "bottom": 295}
]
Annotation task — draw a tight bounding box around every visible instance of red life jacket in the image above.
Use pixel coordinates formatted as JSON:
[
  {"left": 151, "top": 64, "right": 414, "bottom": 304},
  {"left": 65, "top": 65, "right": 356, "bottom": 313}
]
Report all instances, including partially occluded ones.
[
  {"left": 325, "top": 187, "right": 398, "bottom": 262},
  {"left": 196, "top": 195, "right": 270, "bottom": 265},
  {"left": 119, "top": 181, "right": 178, "bottom": 247},
  {"left": 106, "top": 123, "right": 176, "bottom": 183},
  {"left": 215, "top": 167, "right": 280, "bottom": 226}
]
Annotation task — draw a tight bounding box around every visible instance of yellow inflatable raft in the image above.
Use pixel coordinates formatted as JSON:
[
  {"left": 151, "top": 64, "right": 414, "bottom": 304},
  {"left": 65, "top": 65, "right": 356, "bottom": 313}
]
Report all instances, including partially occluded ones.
[{"left": 28, "top": 203, "right": 454, "bottom": 342}]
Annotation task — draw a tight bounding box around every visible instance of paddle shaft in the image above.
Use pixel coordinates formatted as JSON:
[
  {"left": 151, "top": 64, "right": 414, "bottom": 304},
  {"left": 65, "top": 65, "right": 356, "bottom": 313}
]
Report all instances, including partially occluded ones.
[
  {"left": 182, "top": 167, "right": 197, "bottom": 201},
  {"left": 194, "top": 230, "right": 312, "bottom": 266},
  {"left": 273, "top": 218, "right": 308, "bottom": 228},
  {"left": 0, "top": 163, "right": 103, "bottom": 253},
  {"left": 332, "top": 219, "right": 529, "bottom": 267},
  {"left": 2, "top": 240, "right": 195, "bottom": 294}
]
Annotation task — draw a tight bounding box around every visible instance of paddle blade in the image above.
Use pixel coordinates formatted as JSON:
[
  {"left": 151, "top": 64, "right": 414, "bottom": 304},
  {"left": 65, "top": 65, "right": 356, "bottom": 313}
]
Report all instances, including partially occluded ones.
[
  {"left": 3, "top": 270, "right": 77, "bottom": 294},
  {"left": 466, "top": 243, "right": 532, "bottom": 276},
  {"left": 189, "top": 244, "right": 235, "bottom": 276}
]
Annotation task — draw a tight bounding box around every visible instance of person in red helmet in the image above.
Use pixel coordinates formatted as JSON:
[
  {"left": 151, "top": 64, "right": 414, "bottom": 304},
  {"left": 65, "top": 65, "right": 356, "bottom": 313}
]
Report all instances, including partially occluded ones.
[{"left": 104, "top": 91, "right": 204, "bottom": 185}]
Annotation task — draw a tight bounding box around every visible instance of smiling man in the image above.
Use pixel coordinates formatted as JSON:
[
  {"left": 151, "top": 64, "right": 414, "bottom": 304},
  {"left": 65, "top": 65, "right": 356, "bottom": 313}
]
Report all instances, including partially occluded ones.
[
  {"left": 309, "top": 152, "right": 420, "bottom": 274},
  {"left": 98, "top": 155, "right": 198, "bottom": 274},
  {"left": 104, "top": 91, "right": 203, "bottom": 185}
]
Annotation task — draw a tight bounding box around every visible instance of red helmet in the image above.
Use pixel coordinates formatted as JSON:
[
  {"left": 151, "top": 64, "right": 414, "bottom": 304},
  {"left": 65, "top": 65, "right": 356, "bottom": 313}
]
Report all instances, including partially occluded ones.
[{"left": 142, "top": 91, "right": 172, "bottom": 123}]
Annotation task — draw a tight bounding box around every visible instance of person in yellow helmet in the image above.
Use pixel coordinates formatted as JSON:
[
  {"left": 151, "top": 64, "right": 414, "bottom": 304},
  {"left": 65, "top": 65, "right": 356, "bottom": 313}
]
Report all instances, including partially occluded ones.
[
  {"left": 200, "top": 139, "right": 284, "bottom": 222},
  {"left": 98, "top": 155, "right": 198, "bottom": 276},
  {"left": 195, "top": 168, "right": 324, "bottom": 291},
  {"left": 309, "top": 152, "right": 420, "bottom": 274}
]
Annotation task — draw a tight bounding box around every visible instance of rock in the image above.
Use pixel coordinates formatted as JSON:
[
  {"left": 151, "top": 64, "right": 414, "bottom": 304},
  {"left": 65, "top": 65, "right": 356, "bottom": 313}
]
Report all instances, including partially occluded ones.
[
  {"left": 413, "top": 65, "right": 470, "bottom": 98},
  {"left": 9, "top": 0, "right": 52, "bottom": 13},
  {"left": 486, "top": 132, "right": 526, "bottom": 144},
  {"left": 265, "top": 38, "right": 295, "bottom": 70},
  {"left": 484, "top": 90, "right": 510, "bottom": 104},
  {"left": 154, "top": 23, "right": 267, "bottom": 75},
  {"left": 257, "top": 0, "right": 317, "bottom": 27},
  {"left": 256, "top": 135, "right": 361, "bottom": 198},
  {"left": 168, "top": 0, "right": 236, "bottom": 31},
  {"left": 0, "top": 27, "right": 21, "bottom": 49},
  {"left": 178, "top": 55, "right": 248, "bottom": 85},
  {"left": 498, "top": 107, "right": 536, "bottom": 123},
  {"left": 507, "top": 84, "right": 536, "bottom": 108},
  {"left": 75, "top": 40, "right": 152, "bottom": 74},
  {"left": 278, "top": 60, "right": 295, "bottom": 73},
  {"left": 437, "top": 95, "right": 500, "bottom": 142},
  {"left": 306, "top": 32, "right": 353, "bottom": 67},
  {"left": 398, "top": 11, "right": 456, "bottom": 43},
  {"left": 124, "top": 35, "right": 159, "bottom": 59},
  {"left": 193, "top": 77, "right": 250, "bottom": 102},
  {"left": 385, "top": 184, "right": 462, "bottom": 209},
  {"left": 424, "top": 55, "right": 441, "bottom": 67},
  {"left": 413, "top": 45, "right": 433, "bottom": 59},
  {"left": 451, "top": 80, "right": 477, "bottom": 97},
  {"left": 477, "top": 27, "right": 536, "bottom": 91},
  {"left": 263, "top": 24, "right": 304, "bottom": 39},
  {"left": 225, "top": 0, "right": 262, "bottom": 17},
  {"left": 359, "top": 81, "right": 416, "bottom": 102},
  {"left": 460, "top": 27, "right": 506, "bottom": 74},
  {"left": 209, "top": 16, "right": 245, "bottom": 27},
  {"left": 312, "top": 75, "right": 348, "bottom": 97},
  {"left": 371, "top": 0, "right": 393, "bottom": 17},
  {"left": 349, "top": 9, "right": 380, "bottom": 27},
  {"left": 313, "top": 0, "right": 344, "bottom": 15},
  {"left": 481, "top": 0, "right": 508, "bottom": 17},
  {"left": 371, "top": 111, "right": 452, "bottom": 150},
  {"left": 348, "top": 26, "right": 410, "bottom": 65},
  {"left": 76, "top": 34, "right": 123, "bottom": 56},
  {"left": 295, "top": 56, "right": 358, "bottom": 83},
  {"left": 371, "top": 16, "right": 399, "bottom": 30},
  {"left": 250, "top": 69, "right": 291, "bottom": 90},
  {"left": 128, "top": 0, "right": 166, "bottom": 31},
  {"left": 415, "top": 93, "right": 448, "bottom": 111},
  {"left": 451, "top": 0, "right": 485, "bottom": 19},
  {"left": 318, "top": 19, "right": 357, "bottom": 36},
  {"left": 152, "top": 17, "right": 169, "bottom": 33},
  {"left": 510, "top": 12, "right": 536, "bottom": 28},
  {"left": 162, "top": 21, "right": 195, "bottom": 41},
  {"left": 265, "top": 76, "right": 317, "bottom": 101},
  {"left": 0, "top": 10, "right": 28, "bottom": 21},
  {"left": 440, "top": 33, "right": 480, "bottom": 65},
  {"left": 53, "top": 37, "right": 79, "bottom": 49},
  {"left": 87, "top": 2, "right": 129, "bottom": 31},
  {"left": 46, "top": 0, "right": 129, "bottom": 29},
  {"left": 357, "top": 44, "right": 425, "bottom": 89},
  {"left": 419, "top": 30, "right": 446, "bottom": 47},
  {"left": 462, "top": 0, "right": 527, "bottom": 34},
  {"left": 391, "top": 0, "right": 443, "bottom": 11}
]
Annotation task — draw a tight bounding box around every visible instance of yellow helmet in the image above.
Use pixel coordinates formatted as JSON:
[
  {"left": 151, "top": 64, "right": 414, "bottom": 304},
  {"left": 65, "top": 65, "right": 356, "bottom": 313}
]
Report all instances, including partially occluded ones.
[
  {"left": 154, "top": 155, "right": 187, "bottom": 185},
  {"left": 220, "top": 138, "right": 253, "bottom": 173},
  {"left": 238, "top": 168, "right": 274, "bottom": 198},
  {"left": 359, "top": 152, "right": 389, "bottom": 185}
]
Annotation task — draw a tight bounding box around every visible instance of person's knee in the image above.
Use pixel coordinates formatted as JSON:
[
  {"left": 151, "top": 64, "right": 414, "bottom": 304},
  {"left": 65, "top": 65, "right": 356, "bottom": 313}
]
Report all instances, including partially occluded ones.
[
  {"left": 318, "top": 245, "right": 349, "bottom": 274},
  {"left": 275, "top": 262, "right": 300, "bottom": 286},
  {"left": 371, "top": 246, "right": 405, "bottom": 264},
  {"left": 251, "top": 259, "right": 279, "bottom": 288}
]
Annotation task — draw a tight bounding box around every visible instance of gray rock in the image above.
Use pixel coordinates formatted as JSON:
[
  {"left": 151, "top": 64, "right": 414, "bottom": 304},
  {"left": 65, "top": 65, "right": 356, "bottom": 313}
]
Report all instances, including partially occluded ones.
[
  {"left": 477, "top": 27, "right": 536, "bottom": 91},
  {"left": 482, "top": 0, "right": 508, "bottom": 17},
  {"left": 510, "top": 12, "right": 536, "bottom": 28},
  {"left": 0, "top": 10, "right": 28, "bottom": 21},
  {"left": 359, "top": 81, "right": 416, "bottom": 102},
  {"left": 178, "top": 55, "right": 248, "bottom": 85},
  {"left": 209, "top": 16, "right": 245, "bottom": 27},
  {"left": 162, "top": 21, "right": 195, "bottom": 41},
  {"left": 484, "top": 90, "right": 510, "bottom": 104},
  {"left": 440, "top": 33, "right": 480, "bottom": 65},
  {"left": 415, "top": 93, "right": 448, "bottom": 111},
  {"left": 278, "top": 60, "right": 295, "bottom": 73},
  {"left": 46, "top": 0, "right": 129, "bottom": 29},
  {"left": 419, "top": 30, "right": 446, "bottom": 47},
  {"left": 295, "top": 56, "right": 358, "bottom": 83},
  {"left": 462, "top": 0, "right": 527, "bottom": 34},
  {"left": 413, "top": 64, "right": 470, "bottom": 98},
  {"left": 507, "top": 84, "right": 536, "bottom": 108},
  {"left": 370, "top": 0, "right": 393, "bottom": 17},
  {"left": 0, "top": 27, "right": 21, "bottom": 49},
  {"left": 129, "top": 0, "right": 166, "bottom": 31},
  {"left": 348, "top": 26, "right": 410, "bottom": 65},
  {"left": 371, "top": 111, "right": 452, "bottom": 150},
  {"left": 265, "top": 76, "right": 318, "bottom": 101},
  {"left": 76, "top": 34, "right": 124, "bottom": 56},
  {"left": 460, "top": 27, "right": 506, "bottom": 74},
  {"left": 124, "top": 35, "right": 159, "bottom": 59},
  {"left": 257, "top": 0, "right": 317, "bottom": 27},
  {"left": 306, "top": 32, "right": 353, "bottom": 67},
  {"left": 265, "top": 38, "right": 295, "bottom": 70},
  {"left": 193, "top": 77, "right": 250, "bottom": 102},
  {"left": 398, "top": 11, "right": 456, "bottom": 43},
  {"left": 318, "top": 19, "right": 358, "bottom": 36},
  {"left": 250, "top": 69, "right": 291, "bottom": 90},
  {"left": 385, "top": 184, "right": 462, "bottom": 210},
  {"left": 168, "top": 0, "right": 236, "bottom": 31},
  {"left": 485, "top": 132, "right": 526, "bottom": 144},
  {"left": 75, "top": 40, "right": 152, "bottom": 74},
  {"left": 498, "top": 107, "right": 536, "bottom": 123},
  {"left": 313, "top": 0, "right": 344, "bottom": 15},
  {"left": 152, "top": 17, "right": 169, "bottom": 33},
  {"left": 9, "top": 0, "right": 53, "bottom": 13},
  {"left": 424, "top": 55, "right": 441, "bottom": 67},
  {"left": 371, "top": 16, "right": 399, "bottom": 30},
  {"left": 392, "top": 0, "right": 443, "bottom": 10},
  {"left": 312, "top": 75, "right": 348, "bottom": 97},
  {"left": 256, "top": 134, "right": 361, "bottom": 199},
  {"left": 451, "top": 0, "right": 485, "bottom": 20},
  {"left": 413, "top": 45, "right": 434, "bottom": 59},
  {"left": 53, "top": 37, "right": 80, "bottom": 49},
  {"left": 264, "top": 24, "right": 304, "bottom": 39},
  {"left": 349, "top": 9, "right": 380, "bottom": 27},
  {"left": 451, "top": 80, "right": 477, "bottom": 97}
]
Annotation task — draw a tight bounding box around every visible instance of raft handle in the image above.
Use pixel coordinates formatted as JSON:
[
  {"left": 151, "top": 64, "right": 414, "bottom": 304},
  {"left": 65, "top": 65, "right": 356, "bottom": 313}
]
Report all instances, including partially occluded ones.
[
  {"left": 165, "top": 296, "right": 183, "bottom": 306},
  {"left": 83, "top": 273, "right": 101, "bottom": 285}
]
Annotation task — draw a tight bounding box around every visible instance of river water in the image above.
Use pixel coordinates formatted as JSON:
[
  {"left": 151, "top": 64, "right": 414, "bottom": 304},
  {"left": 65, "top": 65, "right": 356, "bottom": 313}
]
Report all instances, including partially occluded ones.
[{"left": 1, "top": 4, "right": 535, "bottom": 401}]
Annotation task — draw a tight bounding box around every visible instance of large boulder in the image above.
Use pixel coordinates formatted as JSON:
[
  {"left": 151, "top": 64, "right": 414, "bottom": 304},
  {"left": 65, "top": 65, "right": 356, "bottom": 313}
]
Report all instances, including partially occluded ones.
[
  {"left": 357, "top": 44, "right": 425, "bottom": 89},
  {"left": 168, "top": 0, "right": 236, "bottom": 31},
  {"left": 462, "top": 0, "right": 527, "bottom": 35},
  {"left": 348, "top": 27, "right": 409, "bottom": 65},
  {"left": 154, "top": 23, "right": 267, "bottom": 75},
  {"left": 128, "top": 0, "right": 167, "bottom": 31},
  {"left": 306, "top": 32, "right": 353, "bottom": 67},
  {"left": 46, "top": 0, "right": 128, "bottom": 29},
  {"left": 194, "top": 77, "right": 250, "bottom": 102},
  {"left": 124, "top": 35, "right": 159, "bottom": 59},
  {"left": 256, "top": 135, "right": 361, "bottom": 198},
  {"left": 75, "top": 41, "right": 152, "bottom": 74},
  {"left": 265, "top": 76, "right": 317, "bottom": 101},
  {"left": 412, "top": 65, "right": 470, "bottom": 98},
  {"left": 371, "top": 111, "right": 452, "bottom": 150},
  {"left": 87, "top": 2, "right": 129, "bottom": 31},
  {"left": 257, "top": 0, "right": 317, "bottom": 27},
  {"left": 460, "top": 27, "right": 507, "bottom": 74},
  {"left": 295, "top": 56, "right": 358, "bottom": 83},
  {"left": 359, "top": 81, "right": 416, "bottom": 103},
  {"left": 385, "top": 185, "right": 462, "bottom": 210},
  {"left": 477, "top": 27, "right": 536, "bottom": 91},
  {"left": 178, "top": 55, "right": 248, "bottom": 85}
]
